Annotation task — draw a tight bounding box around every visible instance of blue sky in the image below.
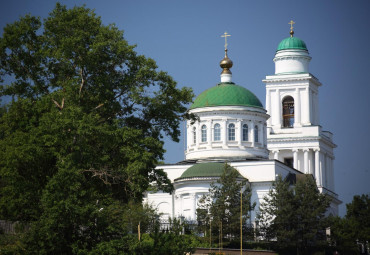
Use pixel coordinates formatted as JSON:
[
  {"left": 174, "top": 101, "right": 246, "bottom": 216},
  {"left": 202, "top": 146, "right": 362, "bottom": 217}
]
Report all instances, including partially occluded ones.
[{"left": 1, "top": 0, "right": 370, "bottom": 216}]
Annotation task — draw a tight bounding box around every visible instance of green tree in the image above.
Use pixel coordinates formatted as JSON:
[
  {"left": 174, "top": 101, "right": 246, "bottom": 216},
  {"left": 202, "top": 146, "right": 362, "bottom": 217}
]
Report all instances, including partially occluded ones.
[
  {"left": 328, "top": 194, "right": 370, "bottom": 254},
  {"left": 0, "top": 3, "right": 193, "bottom": 253},
  {"left": 346, "top": 194, "right": 370, "bottom": 244},
  {"left": 258, "top": 175, "right": 330, "bottom": 255},
  {"left": 197, "top": 163, "right": 255, "bottom": 245}
]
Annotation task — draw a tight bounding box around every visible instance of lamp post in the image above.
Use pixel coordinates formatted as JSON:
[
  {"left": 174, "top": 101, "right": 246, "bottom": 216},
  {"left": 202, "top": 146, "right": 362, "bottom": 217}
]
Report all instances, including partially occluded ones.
[
  {"left": 240, "top": 186, "right": 243, "bottom": 255},
  {"left": 209, "top": 216, "right": 212, "bottom": 254}
]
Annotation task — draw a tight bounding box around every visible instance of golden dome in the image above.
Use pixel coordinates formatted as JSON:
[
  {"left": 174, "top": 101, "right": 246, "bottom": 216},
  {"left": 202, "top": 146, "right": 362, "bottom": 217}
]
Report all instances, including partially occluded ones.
[{"left": 220, "top": 49, "right": 233, "bottom": 74}]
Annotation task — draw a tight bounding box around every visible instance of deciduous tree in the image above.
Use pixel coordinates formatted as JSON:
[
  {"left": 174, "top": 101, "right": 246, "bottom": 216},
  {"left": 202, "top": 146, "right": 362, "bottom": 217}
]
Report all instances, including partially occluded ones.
[{"left": 0, "top": 3, "right": 193, "bottom": 253}]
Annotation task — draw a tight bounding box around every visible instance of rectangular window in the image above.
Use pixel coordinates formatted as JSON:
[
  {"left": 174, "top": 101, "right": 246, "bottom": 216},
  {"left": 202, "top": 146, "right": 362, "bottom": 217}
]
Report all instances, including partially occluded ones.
[
  {"left": 228, "top": 124, "right": 235, "bottom": 141},
  {"left": 284, "top": 158, "right": 294, "bottom": 168},
  {"left": 201, "top": 125, "right": 207, "bottom": 142},
  {"left": 214, "top": 124, "right": 221, "bottom": 141},
  {"left": 242, "top": 124, "right": 248, "bottom": 141}
]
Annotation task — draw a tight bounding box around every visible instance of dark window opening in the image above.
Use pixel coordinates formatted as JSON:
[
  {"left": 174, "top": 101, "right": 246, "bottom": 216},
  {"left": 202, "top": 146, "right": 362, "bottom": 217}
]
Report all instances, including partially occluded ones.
[
  {"left": 283, "top": 96, "right": 294, "bottom": 128},
  {"left": 284, "top": 158, "right": 294, "bottom": 168}
]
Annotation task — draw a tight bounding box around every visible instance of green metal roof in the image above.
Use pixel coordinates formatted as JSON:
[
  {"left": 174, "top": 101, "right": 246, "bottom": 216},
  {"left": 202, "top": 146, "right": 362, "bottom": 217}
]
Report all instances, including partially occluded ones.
[
  {"left": 277, "top": 37, "right": 308, "bottom": 51},
  {"left": 190, "top": 82, "right": 263, "bottom": 109},
  {"left": 177, "top": 162, "right": 243, "bottom": 180}
]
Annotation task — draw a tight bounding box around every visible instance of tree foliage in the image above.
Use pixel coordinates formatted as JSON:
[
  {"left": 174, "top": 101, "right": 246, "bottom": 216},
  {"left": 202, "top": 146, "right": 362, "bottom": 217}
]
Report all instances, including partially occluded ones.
[
  {"left": 328, "top": 194, "right": 370, "bottom": 254},
  {"left": 0, "top": 3, "right": 193, "bottom": 253},
  {"left": 197, "top": 163, "right": 255, "bottom": 244},
  {"left": 258, "top": 175, "right": 331, "bottom": 254}
]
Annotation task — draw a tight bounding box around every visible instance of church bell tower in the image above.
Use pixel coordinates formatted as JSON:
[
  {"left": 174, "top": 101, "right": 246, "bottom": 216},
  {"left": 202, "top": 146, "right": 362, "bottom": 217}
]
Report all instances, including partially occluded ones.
[{"left": 263, "top": 22, "right": 338, "bottom": 210}]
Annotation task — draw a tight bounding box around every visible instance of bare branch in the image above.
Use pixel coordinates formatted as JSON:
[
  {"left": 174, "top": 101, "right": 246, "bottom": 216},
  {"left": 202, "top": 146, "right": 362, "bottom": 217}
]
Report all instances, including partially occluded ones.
[
  {"left": 52, "top": 98, "right": 65, "bottom": 110},
  {"left": 79, "top": 68, "right": 85, "bottom": 98},
  {"left": 84, "top": 168, "right": 126, "bottom": 185}
]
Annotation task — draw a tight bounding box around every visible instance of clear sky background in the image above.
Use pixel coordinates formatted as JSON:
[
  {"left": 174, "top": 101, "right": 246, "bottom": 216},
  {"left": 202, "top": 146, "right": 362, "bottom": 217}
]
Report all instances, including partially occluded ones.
[{"left": 1, "top": 0, "right": 369, "bottom": 217}]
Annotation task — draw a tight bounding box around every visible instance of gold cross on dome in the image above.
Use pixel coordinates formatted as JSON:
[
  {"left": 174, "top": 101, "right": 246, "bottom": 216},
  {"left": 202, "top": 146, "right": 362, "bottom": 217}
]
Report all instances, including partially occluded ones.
[
  {"left": 221, "top": 32, "right": 231, "bottom": 50},
  {"left": 288, "top": 20, "right": 295, "bottom": 37}
]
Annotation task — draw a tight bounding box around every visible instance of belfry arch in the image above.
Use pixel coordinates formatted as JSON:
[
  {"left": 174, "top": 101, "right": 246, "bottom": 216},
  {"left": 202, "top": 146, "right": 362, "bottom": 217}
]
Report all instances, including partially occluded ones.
[{"left": 282, "top": 96, "right": 294, "bottom": 128}]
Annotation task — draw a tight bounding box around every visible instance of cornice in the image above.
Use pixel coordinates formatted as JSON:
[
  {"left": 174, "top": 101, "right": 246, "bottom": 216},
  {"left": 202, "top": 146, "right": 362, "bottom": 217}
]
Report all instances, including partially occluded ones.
[
  {"left": 267, "top": 136, "right": 320, "bottom": 143},
  {"left": 273, "top": 55, "right": 311, "bottom": 62},
  {"left": 189, "top": 110, "right": 269, "bottom": 120},
  {"left": 263, "top": 73, "right": 322, "bottom": 86},
  {"left": 174, "top": 176, "right": 219, "bottom": 184}
]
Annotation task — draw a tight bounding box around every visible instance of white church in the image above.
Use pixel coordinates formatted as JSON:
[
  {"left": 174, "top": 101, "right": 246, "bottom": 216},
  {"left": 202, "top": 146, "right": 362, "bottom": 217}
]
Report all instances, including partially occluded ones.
[{"left": 144, "top": 25, "right": 341, "bottom": 224}]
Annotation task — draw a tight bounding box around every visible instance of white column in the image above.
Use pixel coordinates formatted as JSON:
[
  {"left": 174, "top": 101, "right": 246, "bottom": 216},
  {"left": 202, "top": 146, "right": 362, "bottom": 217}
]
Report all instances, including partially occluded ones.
[
  {"left": 275, "top": 89, "right": 281, "bottom": 127},
  {"left": 195, "top": 122, "right": 200, "bottom": 150},
  {"left": 191, "top": 193, "right": 196, "bottom": 221},
  {"left": 309, "top": 151, "right": 314, "bottom": 175},
  {"left": 331, "top": 156, "right": 335, "bottom": 191},
  {"left": 302, "top": 87, "right": 310, "bottom": 125},
  {"left": 186, "top": 123, "right": 190, "bottom": 150},
  {"left": 309, "top": 88, "right": 313, "bottom": 125},
  {"left": 237, "top": 119, "right": 242, "bottom": 146},
  {"left": 314, "top": 149, "right": 321, "bottom": 186},
  {"left": 222, "top": 119, "right": 227, "bottom": 147},
  {"left": 321, "top": 153, "right": 328, "bottom": 188},
  {"left": 256, "top": 123, "right": 260, "bottom": 145},
  {"left": 176, "top": 194, "right": 181, "bottom": 217},
  {"left": 273, "top": 150, "right": 279, "bottom": 160},
  {"left": 251, "top": 121, "right": 255, "bottom": 147},
  {"left": 293, "top": 149, "right": 298, "bottom": 169},
  {"left": 328, "top": 156, "right": 333, "bottom": 190},
  {"left": 294, "top": 88, "right": 301, "bottom": 127},
  {"left": 304, "top": 149, "right": 309, "bottom": 174},
  {"left": 207, "top": 120, "right": 212, "bottom": 148},
  {"left": 266, "top": 89, "right": 271, "bottom": 126},
  {"left": 315, "top": 91, "right": 320, "bottom": 124}
]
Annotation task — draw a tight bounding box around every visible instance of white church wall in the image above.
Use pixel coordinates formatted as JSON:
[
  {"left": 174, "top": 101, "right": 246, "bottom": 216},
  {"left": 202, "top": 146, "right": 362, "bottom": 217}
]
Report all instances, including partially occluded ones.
[
  {"left": 274, "top": 49, "right": 311, "bottom": 74},
  {"left": 250, "top": 182, "right": 273, "bottom": 222},
  {"left": 186, "top": 106, "right": 269, "bottom": 160},
  {"left": 174, "top": 180, "right": 213, "bottom": 220},
  {"left": 156, "top": 164, "right": 192, "bottom": 182},
  {"left": 145, "top": 192, "right": 174, "bottom": 220},
  {"left": 231, "top": 160, "right": 297, "bottom": 183}
]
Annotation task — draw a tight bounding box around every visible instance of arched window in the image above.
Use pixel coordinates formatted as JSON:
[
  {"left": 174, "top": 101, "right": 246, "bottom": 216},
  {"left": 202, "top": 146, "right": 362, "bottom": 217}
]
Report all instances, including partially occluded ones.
[
  {"left": 254, "top": 125, "right": 259, "bottom": 143},
  {"left": 242, "top": 124, "right": 248, "bottom": 141},
  {"left": 214, "top": 123, "right": 221, "bottom": 141},
  {"left": 201, "top": 125, "right": 207, "bottom": 142},
  {"left": 193, "top": 127, "right": 196, "bottom": 144},
  {"left": 282, "top": 96, "right": 294, "bottom": 128},
  {"left": 228, "top": 123, "right": 235, "bottom": 141}
]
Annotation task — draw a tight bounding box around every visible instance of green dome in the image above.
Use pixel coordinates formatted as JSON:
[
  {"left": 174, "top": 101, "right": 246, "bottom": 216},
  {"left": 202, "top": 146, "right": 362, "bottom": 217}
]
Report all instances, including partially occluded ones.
[
  {"left": 190, "top": 82, "right": 263, "bottom": 109},
  {"left": 177, "top": 162, "right": 242, "bottom": 180},
  {"left": 277, "top": 37, "right": 308, "bottom": 51}
]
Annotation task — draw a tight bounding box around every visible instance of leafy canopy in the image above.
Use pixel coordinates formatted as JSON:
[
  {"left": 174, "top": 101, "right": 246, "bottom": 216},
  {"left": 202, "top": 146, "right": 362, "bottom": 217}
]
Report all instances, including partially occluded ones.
[{"left": 0, "top": 3, "right": 193, "bottom": 254}]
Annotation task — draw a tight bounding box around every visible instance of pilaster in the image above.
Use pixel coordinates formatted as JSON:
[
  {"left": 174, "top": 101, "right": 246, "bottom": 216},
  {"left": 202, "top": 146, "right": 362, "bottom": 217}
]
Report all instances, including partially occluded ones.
[
  {"left": 293, "top": 149, "right": 298, "bottom": 169},
  {"left": 304, "top": 149, "right": 309, "bottom": 174},
  {"left": 294, "top": 88, "right": 301, "bottom": 127},
  {"left": 314, "top": 148, "right": 321, "bottom": 186}
]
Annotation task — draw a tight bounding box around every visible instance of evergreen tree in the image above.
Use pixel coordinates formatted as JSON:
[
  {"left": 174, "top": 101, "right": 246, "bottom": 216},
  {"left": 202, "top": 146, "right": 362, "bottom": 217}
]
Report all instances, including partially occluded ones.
[
  {"left": 258, "top": 175, "right": 330, "bottom": 254},
  {"left": 328, "top": 194, "right": 370, "bottom": 254},
  {"left": 0, "top": 3, "right": 193, "bottom": 253},
  {"left": 197, "top": 163, "right": 255, "bottom": 244}
]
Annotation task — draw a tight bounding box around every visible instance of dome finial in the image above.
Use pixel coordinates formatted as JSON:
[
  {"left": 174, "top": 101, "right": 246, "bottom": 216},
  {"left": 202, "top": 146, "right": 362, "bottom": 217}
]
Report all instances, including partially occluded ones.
[
  {"left": 220, "top": 32, "right": 233, "bottom": 82},
  {"left": 221, "top": 31, "right": 231, "bottom": 51},
  {"left": 289, "top": 20, "right": 295, "bottom": 37}
]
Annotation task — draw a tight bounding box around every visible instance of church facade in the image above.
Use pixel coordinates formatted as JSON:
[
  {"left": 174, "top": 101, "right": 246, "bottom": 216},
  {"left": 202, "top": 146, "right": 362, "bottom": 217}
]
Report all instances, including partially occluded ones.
[{"left": 144, "top": 27, "right": 341, "bottom": 224}]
